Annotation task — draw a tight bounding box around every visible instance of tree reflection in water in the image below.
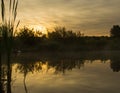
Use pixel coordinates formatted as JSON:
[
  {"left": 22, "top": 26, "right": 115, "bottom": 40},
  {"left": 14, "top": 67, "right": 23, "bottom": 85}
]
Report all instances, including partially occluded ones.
[
  {"left": 15, "top": 57, "right": 120, "bottom": 77},
  {"left": 110, "top": 57, "right": 120, "bottom": 72},
  {"left": 12, "top": 57, "right": 120, "bottom": 93},
  {"left": 16, "top": 59, "right": 84, "bottom": 75},
  {"left": 1, "top": 53, "right": 120, "bottom": 93},
  {"left": 13, "top": 59, "right": 85, "bottom": 92},
  {"left": 0, "top": 65, "right": 10, "bottom": 93}
]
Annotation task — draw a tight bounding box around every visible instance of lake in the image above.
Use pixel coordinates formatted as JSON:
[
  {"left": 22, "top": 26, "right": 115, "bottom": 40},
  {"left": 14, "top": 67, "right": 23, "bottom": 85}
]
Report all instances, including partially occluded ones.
[{"left": 1, "top": 51, "right": 120, "bottom": 93}]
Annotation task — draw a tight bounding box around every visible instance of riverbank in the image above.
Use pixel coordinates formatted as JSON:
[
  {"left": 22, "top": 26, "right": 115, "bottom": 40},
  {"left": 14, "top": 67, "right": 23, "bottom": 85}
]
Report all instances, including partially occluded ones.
[{"left": 12, "top": 50, "right": 120, "bottom": 62}]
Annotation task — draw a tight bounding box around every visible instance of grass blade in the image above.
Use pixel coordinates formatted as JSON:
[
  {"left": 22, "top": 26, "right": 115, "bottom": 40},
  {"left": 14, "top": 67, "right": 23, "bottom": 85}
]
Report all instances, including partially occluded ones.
[
  {"left": 1, "top": 0, "right": 5, "bottom": 23},
  {"left": 9, "top": 0, "right": 12, "bottom": 12},
  {"left": 14, "top": 0, "right": 18, "bottom": 21},
  {"left": 12, "top": 0, "right": 15, "bottom": 13}
]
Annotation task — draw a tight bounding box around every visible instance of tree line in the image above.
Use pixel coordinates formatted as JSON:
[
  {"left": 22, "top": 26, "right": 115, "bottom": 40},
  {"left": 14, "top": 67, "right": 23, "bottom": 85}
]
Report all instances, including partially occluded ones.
[{"left": 9, "top": 25, "right": 120, "bottom": 52}]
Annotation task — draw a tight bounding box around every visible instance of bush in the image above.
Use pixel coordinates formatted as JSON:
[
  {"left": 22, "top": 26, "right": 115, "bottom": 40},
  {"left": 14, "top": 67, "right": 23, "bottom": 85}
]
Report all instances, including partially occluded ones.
[{"left": 17, "top": 27, "right": 35, "bottom": 45}]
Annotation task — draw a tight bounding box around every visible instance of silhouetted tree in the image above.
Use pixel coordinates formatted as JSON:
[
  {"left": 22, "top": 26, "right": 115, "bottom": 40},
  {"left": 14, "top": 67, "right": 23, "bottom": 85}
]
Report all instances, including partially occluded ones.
[
  {"left": 17, "top": 27, "right": 35, "bottom": 45},
  {"left": 48, "top": 27, "right": 78, "bottom": 40},
  {"left": 110, "top": 25, "right": 120, "bottom": 37}
]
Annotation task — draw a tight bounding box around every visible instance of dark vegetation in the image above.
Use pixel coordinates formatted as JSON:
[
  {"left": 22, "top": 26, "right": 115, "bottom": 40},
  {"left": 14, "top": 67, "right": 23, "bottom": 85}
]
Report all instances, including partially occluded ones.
[
  {"left": 0, "top": 0, "right": 19, "bottom": 93},
  {"left": 12, "top": 51, "right": 120, "bottom": 75},
  {"left": 110, "top": 25, "right": 120, "bottom": 37},
  {"left": 0, "top": 0, "right": 120, "bottom": 93},
  {"left": 13, "top": 25, "right": 120, "bottom": 52}
]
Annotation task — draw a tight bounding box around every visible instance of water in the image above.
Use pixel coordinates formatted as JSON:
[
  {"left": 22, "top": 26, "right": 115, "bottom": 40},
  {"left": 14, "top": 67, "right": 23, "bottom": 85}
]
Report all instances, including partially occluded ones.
[{"left": 1, "top": 52, "right": 120, "bottom": 93}]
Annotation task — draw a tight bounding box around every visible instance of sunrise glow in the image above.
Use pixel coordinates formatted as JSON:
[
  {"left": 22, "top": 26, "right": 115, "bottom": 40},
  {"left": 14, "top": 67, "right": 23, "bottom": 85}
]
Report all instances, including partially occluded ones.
[
  {"left": 17, "top": 0, "right": 120, "bottom": 36},
  {"left": 29, "top": 25, "right": 47, "bottom": 34},
  {"left": 1, "top": 1, "right": 120, "bottom": 93}
]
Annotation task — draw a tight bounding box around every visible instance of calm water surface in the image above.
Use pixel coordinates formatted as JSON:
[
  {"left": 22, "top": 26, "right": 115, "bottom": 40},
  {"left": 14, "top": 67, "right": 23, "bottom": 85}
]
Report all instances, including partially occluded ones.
[{"left": 10, "top": 55, "right": 120, "bottom": 93}]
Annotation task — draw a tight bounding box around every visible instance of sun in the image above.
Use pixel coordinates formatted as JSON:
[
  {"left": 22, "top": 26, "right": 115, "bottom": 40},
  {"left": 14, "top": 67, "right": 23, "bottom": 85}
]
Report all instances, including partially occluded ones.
[{"left": 29, "top": 25, "right": 47, "bottom": 34}]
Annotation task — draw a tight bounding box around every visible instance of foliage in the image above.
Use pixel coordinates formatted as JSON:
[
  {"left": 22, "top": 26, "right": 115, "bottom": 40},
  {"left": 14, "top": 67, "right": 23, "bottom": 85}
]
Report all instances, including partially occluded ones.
[
  {"left": 17, "top": 27, "right": 35, "bottom": 45},
  {"left": 48, "top": 27, "right": 81, "bottom": 40},
  {"left": 110, "top": 25, "right": 120, "bottom": 37},
  {"left": 15, "top": 26, "right": 120, "bottom": 51},
  {"left": 11, "top": 25, "right": 120, "bottom": 52},
  {"left": 18, "top": 27, "right": 35, "bottom": 38},
  {"left": 0, "top": 0, "right": 19, "bottom": 54},
  {"left": 0, "top": 0, "right": 19, "bottom": 93}
]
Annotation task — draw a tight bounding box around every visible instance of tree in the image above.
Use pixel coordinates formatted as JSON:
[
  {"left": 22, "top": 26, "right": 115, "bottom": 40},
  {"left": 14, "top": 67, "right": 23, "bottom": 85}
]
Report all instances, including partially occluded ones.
[
  {"left": 110, "top": 25, "right": 120, "bottom": 37},
  {"left": 48, "top": 27, "right": 78, "bottom": 40},
  {"left": 17, "top": 27, "right": 35, "bottom": 45}
]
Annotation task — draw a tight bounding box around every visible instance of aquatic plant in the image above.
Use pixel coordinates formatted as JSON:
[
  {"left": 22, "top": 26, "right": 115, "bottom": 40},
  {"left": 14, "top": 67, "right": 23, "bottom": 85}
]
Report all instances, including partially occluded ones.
[{"left": 0, "top": 0, "right": 19, "bottom": 93}]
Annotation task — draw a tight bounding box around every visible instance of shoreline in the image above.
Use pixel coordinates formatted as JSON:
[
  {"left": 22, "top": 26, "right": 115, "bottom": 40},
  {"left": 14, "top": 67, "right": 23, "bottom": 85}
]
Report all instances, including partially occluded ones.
[{"left": 11, "top": 50, "right": 120, "bottom": 63}]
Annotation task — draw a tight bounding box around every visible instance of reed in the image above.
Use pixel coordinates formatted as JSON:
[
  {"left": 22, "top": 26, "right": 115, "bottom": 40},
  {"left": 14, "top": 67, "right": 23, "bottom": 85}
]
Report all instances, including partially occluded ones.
[
  {"left": 0, "top": 30, "right": 2, "bottom": 92},
  {"left": 1, "top": 0, "right": 19, "bottom": 93}
]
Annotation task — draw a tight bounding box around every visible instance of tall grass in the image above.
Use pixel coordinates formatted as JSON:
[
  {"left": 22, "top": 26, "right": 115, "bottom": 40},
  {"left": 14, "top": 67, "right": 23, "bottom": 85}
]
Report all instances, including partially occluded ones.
[
  {"left": 0, "top": 34, "right": 2, "bottom": 92},
  {"left": 0, "top": 0, "right": 19, "bottom": 93}
]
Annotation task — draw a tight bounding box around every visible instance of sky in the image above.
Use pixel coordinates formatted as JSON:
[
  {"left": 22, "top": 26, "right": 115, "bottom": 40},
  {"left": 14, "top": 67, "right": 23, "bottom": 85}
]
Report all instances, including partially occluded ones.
[{"left": 16, "top": 0, "right": 120, "bottom": 36}]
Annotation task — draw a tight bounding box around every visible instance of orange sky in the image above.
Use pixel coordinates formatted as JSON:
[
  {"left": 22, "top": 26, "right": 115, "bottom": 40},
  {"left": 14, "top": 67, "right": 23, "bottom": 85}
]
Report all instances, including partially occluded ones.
[{"left": 14, "top": 0, "right": 120, "bottom": 36}]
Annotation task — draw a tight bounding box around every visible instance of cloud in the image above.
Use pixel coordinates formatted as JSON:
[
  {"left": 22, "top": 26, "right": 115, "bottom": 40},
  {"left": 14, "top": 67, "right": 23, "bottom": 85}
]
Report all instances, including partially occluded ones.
[{"left": 18, "top": 0, "right": 120, "bottom": 36}]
